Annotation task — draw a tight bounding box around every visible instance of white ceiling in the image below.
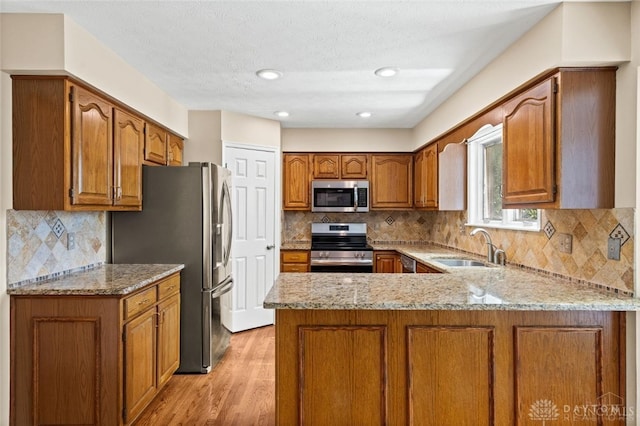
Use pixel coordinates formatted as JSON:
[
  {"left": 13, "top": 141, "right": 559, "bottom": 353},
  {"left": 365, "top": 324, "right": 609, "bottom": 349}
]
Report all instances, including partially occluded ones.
[{"left": 1, "top": 1, "right": 576, "bottom": 128}]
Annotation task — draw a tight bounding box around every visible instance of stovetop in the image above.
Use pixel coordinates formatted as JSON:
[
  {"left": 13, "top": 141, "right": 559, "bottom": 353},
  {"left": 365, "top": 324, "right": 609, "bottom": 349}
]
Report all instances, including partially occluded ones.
[{"left": 311, "top": 222, "right": 370, "bottom": 251}]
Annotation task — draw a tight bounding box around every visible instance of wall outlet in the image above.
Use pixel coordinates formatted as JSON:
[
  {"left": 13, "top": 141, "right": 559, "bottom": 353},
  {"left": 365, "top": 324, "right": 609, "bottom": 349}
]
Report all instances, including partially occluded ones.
[
  {"left": 67, "top": 232, "right": 76, "bottom": 250},
  {"left": 608, "top": 237, "right": 621, "bottom": 261},
  {"left": 558, "top": 233, "right": 572, "bottom": 254}
]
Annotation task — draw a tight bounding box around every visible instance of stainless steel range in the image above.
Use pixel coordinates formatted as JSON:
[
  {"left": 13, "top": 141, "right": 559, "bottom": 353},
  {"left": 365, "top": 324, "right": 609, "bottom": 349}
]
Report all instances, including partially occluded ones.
[{"left": 310, "top": 223, "right": 373, "bottom": 273}]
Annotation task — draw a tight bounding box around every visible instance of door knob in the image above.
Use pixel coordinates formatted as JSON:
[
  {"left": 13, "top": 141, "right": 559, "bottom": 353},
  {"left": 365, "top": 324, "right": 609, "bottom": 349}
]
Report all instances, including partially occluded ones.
[{"left": 266, "top": 244, "right": 275, "bottom": 250}]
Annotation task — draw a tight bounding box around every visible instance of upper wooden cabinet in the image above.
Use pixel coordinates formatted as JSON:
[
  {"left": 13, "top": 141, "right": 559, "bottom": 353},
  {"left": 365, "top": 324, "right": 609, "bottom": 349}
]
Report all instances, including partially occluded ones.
[
  {"left": 113, "top": 109, "right": 144, "bottom": 207},
  {"left": 145, "top": 123, "right": 169, "bottom": 165},
  {"left": 283, "top": 154, "right": 311, "bottom": 210},
  {"left": 12, "top": 76, "right": 143, "bottom": 211},
  {"left": 502, "top": 68, "right": 616, "bottom": 209},
  {"left": 414, "top": 144, "right": 438, "bottom": 209},
  {"left": 312, "top": 154, "right": 368, "bottom": 179},
  {"left": 168, "top": 133, "right": 184, "bottom": 166},
  {"left": 313, "top": 154, "right": 340, "bottom": 179},
  {"left": 371, "top": 154, "right": 413, "bottom": 209}
]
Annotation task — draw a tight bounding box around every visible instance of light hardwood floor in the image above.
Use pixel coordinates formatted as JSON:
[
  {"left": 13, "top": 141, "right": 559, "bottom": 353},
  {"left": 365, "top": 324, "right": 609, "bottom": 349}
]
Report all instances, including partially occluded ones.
[{"left": 134, "top": 325, "right": 276, "bottom": 425}]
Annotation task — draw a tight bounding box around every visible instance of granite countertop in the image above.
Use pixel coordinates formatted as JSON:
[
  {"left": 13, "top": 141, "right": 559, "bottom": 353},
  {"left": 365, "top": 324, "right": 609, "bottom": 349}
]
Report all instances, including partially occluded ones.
[
  {"left": 7, "top": 264, "right": 185, "bottom": 296},
  {"left": 265, "top": 245, "right": 640, "bottom": 311}
]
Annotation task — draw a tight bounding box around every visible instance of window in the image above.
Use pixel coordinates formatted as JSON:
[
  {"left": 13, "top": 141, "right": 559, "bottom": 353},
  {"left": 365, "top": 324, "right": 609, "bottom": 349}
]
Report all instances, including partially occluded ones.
[{"left": 467, "top": 124, "right": 540, "bottom": 231}]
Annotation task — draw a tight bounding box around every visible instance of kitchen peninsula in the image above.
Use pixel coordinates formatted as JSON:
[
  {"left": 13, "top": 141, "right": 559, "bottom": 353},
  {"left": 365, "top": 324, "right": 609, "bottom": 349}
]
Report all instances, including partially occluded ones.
[{"left": 264, "top": 247, "right": 640, "bottom": 425}]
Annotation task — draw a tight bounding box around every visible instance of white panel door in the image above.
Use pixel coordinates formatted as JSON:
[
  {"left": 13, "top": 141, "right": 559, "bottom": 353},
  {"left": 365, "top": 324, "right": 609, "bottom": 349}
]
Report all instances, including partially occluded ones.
[{"left": 222, "top": 145, "right": 277, "bottom": 332}]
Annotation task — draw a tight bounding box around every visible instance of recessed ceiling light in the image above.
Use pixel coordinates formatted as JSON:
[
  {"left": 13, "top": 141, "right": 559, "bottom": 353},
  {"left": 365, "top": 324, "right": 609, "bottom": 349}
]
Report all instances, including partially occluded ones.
[
  {"left": 356, "top": 112, "right": 372, "bottom": 118},
  {"left": 256, "top": 69, "right": 283, "bottom": 80},
  {"left": 374, "top": 67, "right": 398, "bottom": 77},
  {"left": 274, "top": 111, "right": 289, "bottom": 118}
]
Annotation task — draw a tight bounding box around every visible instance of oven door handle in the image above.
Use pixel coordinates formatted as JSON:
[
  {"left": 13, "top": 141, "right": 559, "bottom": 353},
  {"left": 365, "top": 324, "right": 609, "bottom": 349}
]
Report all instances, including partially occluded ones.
[{"left": 310, "top": 259, "right": 373, "bottom": 266}]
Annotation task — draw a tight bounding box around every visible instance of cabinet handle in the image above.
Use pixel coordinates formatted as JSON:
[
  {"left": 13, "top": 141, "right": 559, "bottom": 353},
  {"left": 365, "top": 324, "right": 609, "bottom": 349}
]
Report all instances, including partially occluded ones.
[
  {"left": 155, "top": 312, "right": 161, "bottom": 328},
  {"left": 138, "top": 298, "right": 150, "bottom": 306}
]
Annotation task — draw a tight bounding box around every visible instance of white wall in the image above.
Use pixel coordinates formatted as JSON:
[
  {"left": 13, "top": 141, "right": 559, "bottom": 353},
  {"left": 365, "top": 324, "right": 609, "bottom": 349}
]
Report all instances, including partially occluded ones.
[
  {"left": 221, "top": 110, "right": 281, "bottom": 149},
  {"left": 185, "top": 110, "right": 223, "bottom": 165},
  {"left": 0, "top": 71, "right": 10, "bottom": 426},
  {"left": 1, "top": 13, "right": 189, "bottom": 137},
  {"left": 281, "top": 128, "right": 413, "bottom": 152}
]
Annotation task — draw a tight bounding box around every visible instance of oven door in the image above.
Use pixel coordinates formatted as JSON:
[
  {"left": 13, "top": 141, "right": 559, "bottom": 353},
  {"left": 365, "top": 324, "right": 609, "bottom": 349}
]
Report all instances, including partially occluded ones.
[
  {"left": 310, "top": 263, "right": 373, "bottom": 273},
  {"left": 310, "top": 253, "right": 373, "bottom": 273}
]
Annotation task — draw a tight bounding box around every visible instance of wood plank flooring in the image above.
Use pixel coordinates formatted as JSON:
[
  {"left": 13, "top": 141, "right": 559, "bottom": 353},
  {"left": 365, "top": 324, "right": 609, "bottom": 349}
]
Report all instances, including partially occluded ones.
[{"left": 134, "top": 325, "right": 275, "bottom": 426}]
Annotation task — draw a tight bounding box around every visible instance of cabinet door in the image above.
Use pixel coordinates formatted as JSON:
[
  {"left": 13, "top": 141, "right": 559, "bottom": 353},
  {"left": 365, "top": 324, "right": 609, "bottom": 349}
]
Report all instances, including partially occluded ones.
[
  {"left": 124, "top": 308, "right": 157, "bottom": 423},
  {"left": 168, "top": 133, "right": 184, "bottom": 166},
  {"left": 375, "top": 252, "right": 400, "bottom": 273},
  {"left": 70, "top": 85, "right": 114, "bottom": 206},
  {"left": 341, "top": 154, "right": 368, "bottom": 179},
  {"left": 313, "top": 154, "right": 340, "bottom": 179},
  {"left": 414, "top": 150, "right": 425, "bottom": 207},
  {"left": 114, "top": 109, "right": 144, "bottom": 208},
  {"left": 157, "top": 294, "right": 181, "bottom": 387},
  {"left": 283, "top": 154, "right": 311, "bottom": 210},
  {"left": 503, "top": 77, "right": 556, "bottom": 206},
  {"left": 424, "top": 144, "right": 438, "bottom": 208},
  {"left": 371, "top": 154, "right": 413, "bottom": 209},
  {"left": 145, "top": 123, "right": 168, "bottom": 165}
]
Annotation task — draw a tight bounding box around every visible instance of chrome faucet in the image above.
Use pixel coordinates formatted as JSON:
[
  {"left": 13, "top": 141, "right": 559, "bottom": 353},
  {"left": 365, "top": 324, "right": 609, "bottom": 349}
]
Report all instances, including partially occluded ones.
[{"left": 470, "top": 228, "right": 496, "bottom": 263}]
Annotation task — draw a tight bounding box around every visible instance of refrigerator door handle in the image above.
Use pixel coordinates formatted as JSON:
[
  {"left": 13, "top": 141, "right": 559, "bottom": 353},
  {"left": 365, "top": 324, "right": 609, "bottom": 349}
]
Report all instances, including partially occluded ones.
[
  {"left": 211, "top": 276, "right": 233, "bottom": 299},
  {"left": 221, "top": 180, "right": 233, "bottom": 268}
]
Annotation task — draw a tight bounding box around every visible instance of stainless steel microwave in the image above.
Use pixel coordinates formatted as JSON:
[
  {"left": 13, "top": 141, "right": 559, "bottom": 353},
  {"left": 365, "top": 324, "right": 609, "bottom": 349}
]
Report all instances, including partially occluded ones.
[{"left": 311, "top": 180, "right": 369, "bottom": 212}]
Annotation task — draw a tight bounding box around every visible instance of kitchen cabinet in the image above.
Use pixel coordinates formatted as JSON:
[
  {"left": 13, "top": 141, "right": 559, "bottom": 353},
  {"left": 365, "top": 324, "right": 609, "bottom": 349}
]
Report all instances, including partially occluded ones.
[
  {"left": 313, "top": 154, "right": 340, "bottom": 179},
  {"left": 502, "top": 68, "right": 616, "bottom": 209},
  {"left": 114, "top": 108, "right": 145, "bottom": 207},
  {"left": 275, "top": 309, "right": 624, "bottom": 425},
  {"left": 283, "top": 154, "right": 311, "bottom": 210},
  {"left": 374, "top": 251, "right": 402, "bottom": 273},
  {"left": 10, "top": 272, "right": 181, "bottom": 426},
  {"left": 144, "top": 123, "right": 169, "bottom": 165},
  {"left": 312, "top": 154, "right": 368, "bottom": 179},
  {"left": 11, "top": 76, "right": 179, "bottom": 211},
  {"left": 416, "top": 261, "right": 440, "bottom": 273},
  {"left": 370, "top": 154, "right": 413, "bottom": 209},
  {"left": 281, "top": 250, "right": 310, "bottom": 272},
  {"left": 438, "top": 142, "right": 466, "bottom": 211},
  {"left": 414, "top": 143, "right": 438, "bottom": 209},
  {"left": 168, "top": 133, "right": 184, "bottom": 166}
]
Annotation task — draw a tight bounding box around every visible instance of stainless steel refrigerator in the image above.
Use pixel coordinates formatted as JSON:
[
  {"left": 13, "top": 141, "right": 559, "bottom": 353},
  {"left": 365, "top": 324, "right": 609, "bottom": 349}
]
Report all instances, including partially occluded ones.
[{"left": 111, "top": 162, "right": 233, "bottom": 373}]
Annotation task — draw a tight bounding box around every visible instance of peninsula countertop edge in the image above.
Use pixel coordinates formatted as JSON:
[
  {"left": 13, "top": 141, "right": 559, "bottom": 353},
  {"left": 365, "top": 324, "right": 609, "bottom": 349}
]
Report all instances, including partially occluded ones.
[{"left": 266, "top": 245, "right": 639, "bottom": 311}]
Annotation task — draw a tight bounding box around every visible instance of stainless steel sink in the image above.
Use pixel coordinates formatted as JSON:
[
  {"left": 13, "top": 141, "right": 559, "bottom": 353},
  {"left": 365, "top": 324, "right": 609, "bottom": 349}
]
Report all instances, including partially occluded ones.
[{"left": 432, "top": 258, "right": 487, "bottom": 267}]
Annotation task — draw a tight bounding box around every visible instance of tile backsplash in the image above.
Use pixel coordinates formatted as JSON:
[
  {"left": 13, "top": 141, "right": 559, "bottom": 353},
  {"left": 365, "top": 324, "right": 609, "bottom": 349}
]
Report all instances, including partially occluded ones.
[
  {"left": 7, "top": 210, "right": 106, "bottom": 285},
  {"left": 283, "top": 208, "right": 635, "bottom": 293}
]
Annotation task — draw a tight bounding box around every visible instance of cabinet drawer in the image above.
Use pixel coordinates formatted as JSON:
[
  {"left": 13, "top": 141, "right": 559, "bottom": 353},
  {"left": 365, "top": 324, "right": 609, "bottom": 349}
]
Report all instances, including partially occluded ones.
[
  {"left": 282, "top": 251, "right": 309, "bottom": 263},
  {"left": 124, "top": 286, "right": 157, "bottom": 320},
  {"left": 158, "top": 274, "right": 180, "bottom": 300},
  {"left": 282, "top": 263, "right": 309, "bottom": 273}
]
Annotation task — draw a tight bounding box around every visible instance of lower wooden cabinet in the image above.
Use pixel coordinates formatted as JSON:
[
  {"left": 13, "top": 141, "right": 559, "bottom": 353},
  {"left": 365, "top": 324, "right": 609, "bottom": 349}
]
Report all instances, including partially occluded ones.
[
  {"left": 10, "top": 272, "right": 181, "bottom": 426},
  {"left": 275, "top": 309, "right": 624, "bottom": 425},
  {"left": 374, "top": 250, "right": 403, "bottom": 273},
  {"left": 281, "top": 250, "right": 310, "bottom": 272},
  {"left": 416, "top": 261, "right": 440, "bottom": 273}
]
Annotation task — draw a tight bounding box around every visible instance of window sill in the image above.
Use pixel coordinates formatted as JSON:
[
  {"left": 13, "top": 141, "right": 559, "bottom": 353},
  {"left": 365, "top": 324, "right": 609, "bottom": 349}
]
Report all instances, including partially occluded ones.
[{"left": 465, "top": 222, "right": 541, "bottom": 233}]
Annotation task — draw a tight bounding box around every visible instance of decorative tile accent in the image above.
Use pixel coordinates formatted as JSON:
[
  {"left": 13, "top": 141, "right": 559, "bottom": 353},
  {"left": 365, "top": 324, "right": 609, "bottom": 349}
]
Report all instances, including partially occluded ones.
[
  {"left": 321, "top": 215, "right": 330, "bottom": 223},
  {"left": 7, "top": 210, "right": 106, "bottom": 284},
  {"left": 610, "top": 223, "right": 630, "bottom": 246},
  {"left": 543, "top": 221, "right": 556, "bottom": 239},
  {"left": 385, "top": 216, "right": 395, "bottom": 226},
  {"left": 51, "top": 218, "right": 65, "bottom": 238}
]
